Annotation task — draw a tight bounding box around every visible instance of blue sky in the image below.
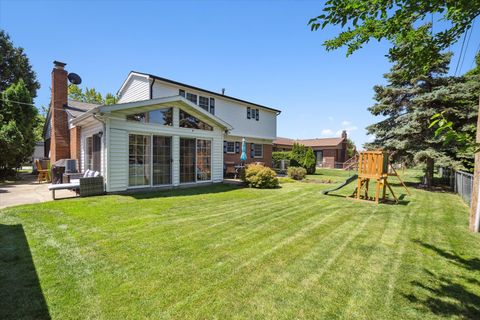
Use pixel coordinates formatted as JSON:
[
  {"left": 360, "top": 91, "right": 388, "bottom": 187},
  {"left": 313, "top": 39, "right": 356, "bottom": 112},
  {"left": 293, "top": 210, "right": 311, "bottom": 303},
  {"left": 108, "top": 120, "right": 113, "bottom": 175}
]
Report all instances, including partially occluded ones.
[{"left": 1, "top": 0, "right": 479, "bottom": 148}]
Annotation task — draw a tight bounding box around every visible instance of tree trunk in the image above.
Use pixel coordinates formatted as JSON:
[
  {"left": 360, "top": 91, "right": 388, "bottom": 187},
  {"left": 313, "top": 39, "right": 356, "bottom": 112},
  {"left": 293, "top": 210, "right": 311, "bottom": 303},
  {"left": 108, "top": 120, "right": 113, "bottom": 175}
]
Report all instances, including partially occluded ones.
[
  {"left": 425, "top": 157, "right": 434, "bottom": 187},
  {"left": 470, "top": 97, "right": 480, "bottom": 232}
]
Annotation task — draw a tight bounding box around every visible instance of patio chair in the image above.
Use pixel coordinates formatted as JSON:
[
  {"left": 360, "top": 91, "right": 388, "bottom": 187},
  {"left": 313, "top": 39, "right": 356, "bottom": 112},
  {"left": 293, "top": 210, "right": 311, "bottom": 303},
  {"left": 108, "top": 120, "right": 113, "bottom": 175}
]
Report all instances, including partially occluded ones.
[
  {"left": 35, "top": 159, "right": 51, "bottom": 183},
  {"left": 224, "top": 162, "right": 236, "bottom": 178}
]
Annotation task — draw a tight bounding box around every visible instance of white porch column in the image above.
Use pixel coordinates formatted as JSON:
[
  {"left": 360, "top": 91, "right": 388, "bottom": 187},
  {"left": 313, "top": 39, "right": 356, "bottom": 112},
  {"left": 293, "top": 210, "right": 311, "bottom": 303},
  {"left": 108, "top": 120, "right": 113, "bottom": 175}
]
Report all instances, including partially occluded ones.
[{"left": 172, "top": 135, "right": 180, "bottom": 186}]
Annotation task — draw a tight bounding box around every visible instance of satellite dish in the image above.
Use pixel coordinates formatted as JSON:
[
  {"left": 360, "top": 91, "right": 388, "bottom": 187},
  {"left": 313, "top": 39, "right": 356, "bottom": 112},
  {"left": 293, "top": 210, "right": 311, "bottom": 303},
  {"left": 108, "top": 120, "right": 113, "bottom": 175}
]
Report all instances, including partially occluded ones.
[{"left": 67, "top": 73, "right": 82, "bottom": 85}]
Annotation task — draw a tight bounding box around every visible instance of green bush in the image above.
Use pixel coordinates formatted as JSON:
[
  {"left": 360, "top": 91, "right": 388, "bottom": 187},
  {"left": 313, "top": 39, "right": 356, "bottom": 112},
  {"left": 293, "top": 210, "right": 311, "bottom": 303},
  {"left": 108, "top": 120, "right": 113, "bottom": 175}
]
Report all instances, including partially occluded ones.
[
  {"left": 290, "top": 143, "right": 317, "bottom": 173},
  {"left": 242, "top": 164, "right": 279, "bottom": 188},
  {"left": 303, "top": 148, "right": 317, "bottom": 174},
  {"left": 287, "top": 166, "right": 307, "bottom": 180},
  {"left": 272, "top": 151, "right": 291, "bottom": 168},
  {"left": 290, "top": 143, "right": 306, "bottom": 167}
]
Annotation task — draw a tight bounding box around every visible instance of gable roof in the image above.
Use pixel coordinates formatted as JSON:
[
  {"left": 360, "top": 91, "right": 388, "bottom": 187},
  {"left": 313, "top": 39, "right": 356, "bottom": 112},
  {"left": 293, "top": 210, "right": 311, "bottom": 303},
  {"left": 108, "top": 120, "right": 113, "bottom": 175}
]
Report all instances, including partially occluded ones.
[
  {"left": 119, "top": 71, "right": 282, "bottom": 114},
  {"left": 274, "top": 137, "right": 345, "bottom": 148},
  {"left": 72, "top": 95, "right": 233, "bottom": 130}
]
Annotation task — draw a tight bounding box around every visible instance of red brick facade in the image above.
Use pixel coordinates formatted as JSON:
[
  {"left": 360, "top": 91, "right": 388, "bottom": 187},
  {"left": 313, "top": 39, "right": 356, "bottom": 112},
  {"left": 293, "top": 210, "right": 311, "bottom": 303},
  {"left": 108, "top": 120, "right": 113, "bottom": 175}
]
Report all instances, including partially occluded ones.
[
  {"left": 69, "top": 126, "right": 81, "bottom": 170},
  {"left": 49, "top": 61, "right": 70, "bottom": 163},
  {"left": 224, "top": 143, "right": 273, "bottom": 167}
]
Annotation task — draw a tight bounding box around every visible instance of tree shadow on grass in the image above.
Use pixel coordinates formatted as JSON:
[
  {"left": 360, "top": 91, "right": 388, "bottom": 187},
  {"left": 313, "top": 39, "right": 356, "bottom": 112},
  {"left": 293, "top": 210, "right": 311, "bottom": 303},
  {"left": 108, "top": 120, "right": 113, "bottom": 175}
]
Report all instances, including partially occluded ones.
[
  {"left": 404, "top": 273, "right": 480, "bottom": 319},
  {"left": 118, "top": 182, "right": 245, "bottom": 200},
  {"left": 0, "top": 224, "right": 50, "bottom": 319},
  {"left": 413, "top": 240, "right": 480, "bottom": 271},
  {"left": 402, "top": 241, "right": 480, "bottom": 319}
]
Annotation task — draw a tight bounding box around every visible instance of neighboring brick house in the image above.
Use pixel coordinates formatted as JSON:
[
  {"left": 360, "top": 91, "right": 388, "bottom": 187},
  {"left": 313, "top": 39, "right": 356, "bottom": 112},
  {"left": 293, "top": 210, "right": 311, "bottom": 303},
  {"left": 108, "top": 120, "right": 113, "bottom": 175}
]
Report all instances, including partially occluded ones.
[{"left": 273, "top": 131, "right": 351, "bottom": 168}]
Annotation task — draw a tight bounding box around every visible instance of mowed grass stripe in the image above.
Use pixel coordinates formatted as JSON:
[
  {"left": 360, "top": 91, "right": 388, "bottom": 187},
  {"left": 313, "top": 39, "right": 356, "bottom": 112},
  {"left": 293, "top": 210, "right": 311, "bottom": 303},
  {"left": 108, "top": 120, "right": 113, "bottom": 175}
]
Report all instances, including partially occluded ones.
[
  {"left": 1, "top": 170, "right": 478, "bottom": 320},
  {"left": 164, "top": 198, "right": 358, "bottom": 314}
]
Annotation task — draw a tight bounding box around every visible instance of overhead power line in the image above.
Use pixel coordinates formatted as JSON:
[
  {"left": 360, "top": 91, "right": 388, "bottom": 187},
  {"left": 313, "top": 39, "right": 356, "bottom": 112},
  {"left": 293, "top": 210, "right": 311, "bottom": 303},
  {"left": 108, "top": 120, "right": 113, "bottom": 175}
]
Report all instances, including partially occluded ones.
[
  {"left": 458, "top": 20, "right": 475, "bottom": 75},
  {"left": 455, "top": 31, "right": 468, "bottom": 76},
  {"left": 0, "top": 97, "right": 36, "bottom": 107}
]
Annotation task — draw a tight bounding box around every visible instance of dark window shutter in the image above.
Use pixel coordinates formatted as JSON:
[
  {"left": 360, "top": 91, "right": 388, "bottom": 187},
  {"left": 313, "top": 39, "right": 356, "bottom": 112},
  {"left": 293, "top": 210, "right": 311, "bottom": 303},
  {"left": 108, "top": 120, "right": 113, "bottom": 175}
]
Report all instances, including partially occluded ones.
[
  {"left": 235, "top": 142, "right": 240, "bottom": 153},
  {"left": 93, "top": 133, "right": 102, "bottom": 172},
  {"left": 256, "top": 109, "right": 259, "bottom": 121},
  {"left": 250, "top": 143, "right": 255, "bottom": 158},
  {"left": 223, "top": 141, "right": 227, "bottom": 153},
  {"left": 247, "top": 107, "right": 251, "bottom": 119}
]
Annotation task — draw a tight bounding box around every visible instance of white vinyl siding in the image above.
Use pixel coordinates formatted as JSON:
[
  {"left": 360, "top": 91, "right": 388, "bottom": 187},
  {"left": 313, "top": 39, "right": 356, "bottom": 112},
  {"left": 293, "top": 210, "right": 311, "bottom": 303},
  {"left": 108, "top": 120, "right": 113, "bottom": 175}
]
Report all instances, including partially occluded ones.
[
  {"left": 151, "top": 80, "right": 277, "bottom": 140},
  {"left": 105, "top": 105, "right": 224, "bottom": 192},
  {"left": 117, "top": 76, "right": 150, "bottom": 103},
  {"left": 108, "top": 128, "right": 128, "bottom": 192}
]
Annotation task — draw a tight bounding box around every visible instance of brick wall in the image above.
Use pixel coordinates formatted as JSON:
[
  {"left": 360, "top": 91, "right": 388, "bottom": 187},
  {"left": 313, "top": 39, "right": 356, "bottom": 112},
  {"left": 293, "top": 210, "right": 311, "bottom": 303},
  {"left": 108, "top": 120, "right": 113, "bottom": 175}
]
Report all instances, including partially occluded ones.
[
  {"left": 69, "top": 126, "right": 81, "bottom": 171},
  {"left": 49, "top": 61, "right": 70, "bottom": 163},
  {"left": 224, "top": 143, "right": 273, "bottom": 167}
]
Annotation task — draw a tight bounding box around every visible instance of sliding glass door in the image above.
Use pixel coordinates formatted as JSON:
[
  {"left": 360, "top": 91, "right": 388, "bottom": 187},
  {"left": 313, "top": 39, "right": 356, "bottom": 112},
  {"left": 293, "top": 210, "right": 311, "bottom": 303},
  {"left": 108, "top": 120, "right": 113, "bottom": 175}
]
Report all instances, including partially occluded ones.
[
  {"left": 152, "top": 136, "right": 171, "bottom": 185},
  {"left": 196, "top": 139, "right": 211, "bottom": 181},
  {"left": 129, "top": 134, "right": 151, "bottom": 187},
  {"left": 129, "top": 134, "right": 211, "bottom": 187},
  {"left": 180, "top": 138, "right": 196, "bottom": 183}
]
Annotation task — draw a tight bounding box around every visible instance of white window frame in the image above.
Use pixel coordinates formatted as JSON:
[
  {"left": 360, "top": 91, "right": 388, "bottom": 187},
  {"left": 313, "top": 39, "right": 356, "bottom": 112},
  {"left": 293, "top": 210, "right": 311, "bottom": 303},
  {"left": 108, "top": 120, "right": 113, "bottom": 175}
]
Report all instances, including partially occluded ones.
[
  {"left": 127, "top": 133, "right": 174, "bottom": 189},
  {"left": 85, "top": 136, "right": 93, "bottom": 170},
  {"left": 253, "top": 144, "right": 263, "bottom": 158},
  {"left": 199, "top": 96, "right": 209, "bottom": 111},
  {"left": 179, "top": 137, "right": 213, "bottom": 184},
  {"left": 226, "top": 141, "right": 235, "bottom": 154}
]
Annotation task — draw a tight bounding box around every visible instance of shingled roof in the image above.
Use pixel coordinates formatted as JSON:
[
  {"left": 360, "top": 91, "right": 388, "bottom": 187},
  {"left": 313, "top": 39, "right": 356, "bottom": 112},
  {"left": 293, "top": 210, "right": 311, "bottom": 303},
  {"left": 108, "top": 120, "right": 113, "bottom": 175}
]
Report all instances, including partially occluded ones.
[
  {"left": 273, "top": 137, "right": 345, "bottom": 148},
  {"left": 64, "top": 100, "right": 101, "bottom": 118}
]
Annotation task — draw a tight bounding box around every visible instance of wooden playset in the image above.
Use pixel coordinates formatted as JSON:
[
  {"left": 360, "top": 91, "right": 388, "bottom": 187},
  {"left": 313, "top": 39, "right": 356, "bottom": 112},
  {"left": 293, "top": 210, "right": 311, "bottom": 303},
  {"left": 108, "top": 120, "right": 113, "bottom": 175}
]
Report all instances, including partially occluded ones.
[{"left": 348, "top": 150, "right": 410, "bottom": 204}]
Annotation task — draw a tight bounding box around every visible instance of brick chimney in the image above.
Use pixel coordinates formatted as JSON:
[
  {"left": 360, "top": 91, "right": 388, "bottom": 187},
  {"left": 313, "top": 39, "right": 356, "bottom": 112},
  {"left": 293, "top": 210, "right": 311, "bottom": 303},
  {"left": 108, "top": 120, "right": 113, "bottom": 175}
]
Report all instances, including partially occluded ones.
[
  {"left": 341, "top": 130, "right": 347, "bottom": 140},
  {"left": 49, "top": 61, "right": 70, "bottom": 163}
]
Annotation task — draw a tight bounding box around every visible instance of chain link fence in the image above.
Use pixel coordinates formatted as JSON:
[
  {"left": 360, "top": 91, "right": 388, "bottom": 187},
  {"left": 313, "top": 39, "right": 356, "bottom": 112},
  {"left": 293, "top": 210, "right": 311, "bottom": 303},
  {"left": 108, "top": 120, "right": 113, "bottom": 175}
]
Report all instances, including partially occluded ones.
[{"left": 439, "top": 168, "right": 474, "bottom": 205}]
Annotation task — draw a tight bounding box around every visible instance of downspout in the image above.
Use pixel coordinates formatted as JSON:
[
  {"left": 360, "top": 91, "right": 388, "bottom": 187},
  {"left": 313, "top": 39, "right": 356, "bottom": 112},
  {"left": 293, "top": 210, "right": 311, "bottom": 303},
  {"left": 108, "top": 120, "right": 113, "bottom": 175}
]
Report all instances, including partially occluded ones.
[
  {"left": 149, "top": 77, "right": 156, "bottom": 99},
  {"left": 93, "top": 113, "right": 107, "bottom": 190}
]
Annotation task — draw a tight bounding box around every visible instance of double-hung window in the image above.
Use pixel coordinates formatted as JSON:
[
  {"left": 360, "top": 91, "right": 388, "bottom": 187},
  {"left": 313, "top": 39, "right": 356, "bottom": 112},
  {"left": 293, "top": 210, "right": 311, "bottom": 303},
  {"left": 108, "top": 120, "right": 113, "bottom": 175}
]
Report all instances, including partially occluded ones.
[
  {"left": 199, "top": 96, "right": 209, "bottom": 111},
  {"left": 186, "top": 92, "right": 197, "bottom": 105},
  {"left": 226, "top": 141, "right": 235, "bottom": 154},
  {"left": 253, "top": 144, "right": 263, "bottom": 158}
]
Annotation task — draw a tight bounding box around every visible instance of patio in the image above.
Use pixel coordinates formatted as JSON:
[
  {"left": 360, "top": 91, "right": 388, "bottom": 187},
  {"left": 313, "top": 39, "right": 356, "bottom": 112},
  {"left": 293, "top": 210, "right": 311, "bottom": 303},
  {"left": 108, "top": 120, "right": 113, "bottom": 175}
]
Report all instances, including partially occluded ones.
[{"left": 0, "top": 173, "right": 74, "bottom": 209}]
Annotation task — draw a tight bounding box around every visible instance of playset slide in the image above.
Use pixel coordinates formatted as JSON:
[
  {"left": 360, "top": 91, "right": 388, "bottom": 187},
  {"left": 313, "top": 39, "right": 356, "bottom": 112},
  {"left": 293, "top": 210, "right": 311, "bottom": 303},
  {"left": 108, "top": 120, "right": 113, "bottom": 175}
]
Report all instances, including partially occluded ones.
[{"left": 321, "top": 174, "right": 358, "bottom": 195}]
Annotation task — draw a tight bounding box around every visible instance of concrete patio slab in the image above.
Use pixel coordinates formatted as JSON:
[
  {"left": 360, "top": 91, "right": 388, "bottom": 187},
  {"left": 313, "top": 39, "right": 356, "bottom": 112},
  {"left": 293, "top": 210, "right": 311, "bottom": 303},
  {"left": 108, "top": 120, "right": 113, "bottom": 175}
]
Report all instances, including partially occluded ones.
[{"left": 0, "top": 174, "right": 76, "bottom": 209}]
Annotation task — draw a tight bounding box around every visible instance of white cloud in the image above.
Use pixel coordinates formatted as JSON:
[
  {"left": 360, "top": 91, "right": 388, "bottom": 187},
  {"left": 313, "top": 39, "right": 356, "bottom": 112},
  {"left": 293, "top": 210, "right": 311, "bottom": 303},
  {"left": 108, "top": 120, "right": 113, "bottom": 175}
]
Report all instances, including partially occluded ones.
[
  {"left": 328, "top": 116, "right": 334, "bottom": 122},
  {"left": 321, "top": 129, "right": 333, "bottom": 136},
  {"left": 341, "top": 120, "right": 351, "bottom": 126}
]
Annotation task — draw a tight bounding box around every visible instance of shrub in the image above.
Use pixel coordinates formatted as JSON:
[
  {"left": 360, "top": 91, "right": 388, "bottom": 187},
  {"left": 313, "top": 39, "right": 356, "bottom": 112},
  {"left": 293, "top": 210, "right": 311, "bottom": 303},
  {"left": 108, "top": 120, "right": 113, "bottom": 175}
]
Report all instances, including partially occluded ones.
[
  {"left": 242, "top": 164, "right": 279, "bottom": 188},
  {"left": 287, "top": 166, "right": 307, "bottom": 180},
  {"left": 303, "top": 148, "right": 317, "bottom": 174},
  {"left": 290, "top": 143, "right": 306, "bottom": 167},
  {"left": 290, "top": 143, "right": 317, "bottom": 174},
  {"left": 272, "top": 151, "right": 291, "bottom": 168}
]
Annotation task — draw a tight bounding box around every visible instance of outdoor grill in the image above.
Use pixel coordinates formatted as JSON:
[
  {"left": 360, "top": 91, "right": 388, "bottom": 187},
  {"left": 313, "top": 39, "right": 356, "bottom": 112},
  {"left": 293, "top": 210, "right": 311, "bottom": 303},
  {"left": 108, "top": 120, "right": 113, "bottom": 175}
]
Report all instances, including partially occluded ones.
[{"left": 51, "top": 159, "right": 78, "bottom": 184}]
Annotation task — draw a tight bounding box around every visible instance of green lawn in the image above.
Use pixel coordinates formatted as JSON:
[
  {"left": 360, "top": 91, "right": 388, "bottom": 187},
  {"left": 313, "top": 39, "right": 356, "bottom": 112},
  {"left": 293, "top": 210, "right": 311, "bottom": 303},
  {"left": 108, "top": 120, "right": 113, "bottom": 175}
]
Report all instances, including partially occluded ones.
[
  {"left": 306, "top": 168, "right": 355, "bottom": 183},
  {"left": 1, "top": 170, "right": 480, "bottom": 319}
]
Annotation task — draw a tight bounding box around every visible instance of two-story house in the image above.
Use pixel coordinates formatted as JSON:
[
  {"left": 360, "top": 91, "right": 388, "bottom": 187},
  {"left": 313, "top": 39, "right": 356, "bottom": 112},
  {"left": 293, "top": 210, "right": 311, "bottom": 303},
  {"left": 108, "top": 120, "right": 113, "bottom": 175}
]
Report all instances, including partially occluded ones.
[{"left": 45, "top": 61, "right": 281, "bottom": 192}]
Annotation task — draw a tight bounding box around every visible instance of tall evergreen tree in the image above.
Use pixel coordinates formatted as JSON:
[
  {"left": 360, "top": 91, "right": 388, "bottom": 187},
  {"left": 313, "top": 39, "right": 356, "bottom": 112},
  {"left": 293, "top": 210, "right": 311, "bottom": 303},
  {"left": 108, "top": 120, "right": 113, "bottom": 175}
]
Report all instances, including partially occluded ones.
[{"left": 366, "top": 52, "right": 479, "bottom": 186}]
